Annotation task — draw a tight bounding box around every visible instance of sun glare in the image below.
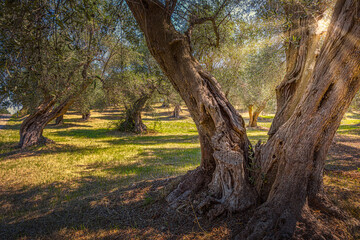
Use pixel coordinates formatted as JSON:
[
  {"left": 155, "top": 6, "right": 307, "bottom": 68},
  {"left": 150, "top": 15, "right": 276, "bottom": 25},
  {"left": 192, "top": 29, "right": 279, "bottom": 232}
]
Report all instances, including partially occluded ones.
[{"left": 317, "top": 17, "right": 330, "bottom": 35}]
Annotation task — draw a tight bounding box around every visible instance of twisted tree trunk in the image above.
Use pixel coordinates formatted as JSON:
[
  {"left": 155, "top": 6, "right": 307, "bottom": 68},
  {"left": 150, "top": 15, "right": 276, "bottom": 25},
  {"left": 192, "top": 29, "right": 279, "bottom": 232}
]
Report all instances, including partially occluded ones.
[
  {"left": 127, "top": 0, "right": 360, "bottom": 238},
  {"left": 119, "top": 93, "right": 152, "bottom": 133},
  {"left": 127, "top": 0, "right": 257, "bottom": 218},
  {"left": 18, "top": 97, "right": 74, "bottom": 148},
  {"left": 18, "top": 61, "right": 92, "bottom": 148},
  {"left": 249, "top": 102, "right": 267, "bottom": 127},
  {"left": 268, "top": 2, "right": 326, "bottom": 137},
  {"left": 245, "top": 1, "right": 360, "bottom": 238}
]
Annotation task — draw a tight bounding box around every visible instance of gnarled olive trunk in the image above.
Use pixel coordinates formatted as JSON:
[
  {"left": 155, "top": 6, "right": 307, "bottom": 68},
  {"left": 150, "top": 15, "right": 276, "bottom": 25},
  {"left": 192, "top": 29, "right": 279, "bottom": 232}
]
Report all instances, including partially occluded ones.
[
  {"left": 18, "top": 61, "right": 92, "bottom": 149},
  {"left": 119, "top": 94, "right": 152, "bottom": 134},
  {"left": 268, "top": 2, "right": 326, "bottom": 137},
  {"left": 172, "top": 104, "right": 181, "bottom": 118},
  {"left": 248, "top": 102, "right": 267, "bottom": 127},
  {"left": 18, "top": 97, "right": 74, "bottom": 148},
  {"left": 127, "top": 0, "right": 257, "bottom": 217},
  {"left": 244, "top": 1, "right": 360, "bottom": 238}
]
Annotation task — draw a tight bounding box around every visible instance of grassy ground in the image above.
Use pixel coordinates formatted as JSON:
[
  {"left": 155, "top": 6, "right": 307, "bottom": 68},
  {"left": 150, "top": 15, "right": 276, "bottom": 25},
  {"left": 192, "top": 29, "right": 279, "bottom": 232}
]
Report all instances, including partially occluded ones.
[{"left": 0, "top": 107, "right": 359, "bottom": 239}]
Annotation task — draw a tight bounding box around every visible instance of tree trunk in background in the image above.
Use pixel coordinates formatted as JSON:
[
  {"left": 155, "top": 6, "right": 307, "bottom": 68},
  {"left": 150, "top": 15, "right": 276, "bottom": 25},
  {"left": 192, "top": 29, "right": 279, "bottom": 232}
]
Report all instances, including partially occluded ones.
[
  {"left": 127, "top": 0, "right": 360, "bottom": 238},
  {"left": 161, "top": 98, "right": 170, "bottom": 108},
  {"left": 172, "top": 104, "right": 181, "bottom": 118},
  {"left": 249, "top": 102, "right": 267, "bottom": 127},
  {"left": 119, "top": 93, "right": 152, "bottom": 134},
  {"left": 55, "top": 114, "right": 64, "bottom": 125},
  {"left": 82, "top": 112, "right": 91, "bottom": 121},
  {"left": 18, "top": 97, "right": 74, "bottom": 148},
  {"left": 18, "top": 61, "right": 92, "bottom": 148},
  {"left": 247, "top": 105, "right": 253, "bottom": 127}
]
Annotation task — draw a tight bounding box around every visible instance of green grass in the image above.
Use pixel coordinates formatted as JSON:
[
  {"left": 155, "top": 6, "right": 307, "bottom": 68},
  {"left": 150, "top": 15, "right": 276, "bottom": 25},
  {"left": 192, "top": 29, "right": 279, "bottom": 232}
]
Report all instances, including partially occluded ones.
[{"left": 0, "top": 108, "right": 359, "bottom": 239}]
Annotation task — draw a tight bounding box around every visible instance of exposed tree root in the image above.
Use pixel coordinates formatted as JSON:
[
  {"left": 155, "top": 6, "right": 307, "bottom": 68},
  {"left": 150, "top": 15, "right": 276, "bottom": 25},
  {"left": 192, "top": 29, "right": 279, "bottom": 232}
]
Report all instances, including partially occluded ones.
[
  {"left": 16, "top": 135, "right": 54, "bottom": 149},
  {"left": 309, "top": 193, "right": 347, "bottom": 219},
  {"left": 166, "top": 167, "right": 212, "bottom": 209},
  {"left": 238, "top": 202, "right": 298, "bottom": 240},
  {"left": 167, "top": 163, "right": 257, "bottom": 221}
]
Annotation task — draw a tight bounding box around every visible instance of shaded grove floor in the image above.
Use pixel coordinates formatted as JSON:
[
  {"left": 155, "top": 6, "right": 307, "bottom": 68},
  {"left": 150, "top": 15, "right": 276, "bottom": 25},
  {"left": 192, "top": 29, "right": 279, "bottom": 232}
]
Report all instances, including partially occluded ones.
[
  {"left": 0, "top": 135, "right": 359, "bottom": 239},
  {"left": 0, "top": 114, "right": 11, "bottom": 130},
  {"left": 0, "top": 110, "right": 359, "bottom": 239}
]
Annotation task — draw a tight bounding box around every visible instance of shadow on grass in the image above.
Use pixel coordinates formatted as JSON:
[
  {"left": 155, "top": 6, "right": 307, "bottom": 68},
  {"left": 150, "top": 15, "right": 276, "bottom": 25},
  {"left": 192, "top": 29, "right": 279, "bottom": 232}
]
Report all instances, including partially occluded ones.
[
  {"left": 46, "top": 123, "right": 93, "bottom": 129},
  {"left": 347, "top": 112, "right": 360, "bottom": 120},
  {"left": 0, "top": 147, "right": 205, "bottom": 239},
  {"left": 327, "top": 142, "right": 360, "bottom": 171},
  {"left": 143, "top": 116, "right": 189, "bottom": 121},
  {"left": 55, "top": 128, "right": 111, "bottom": 139},
  {"left": 0, "top": 144, "right": 110, "bottom": 161},
  {"left": 337, "top": 125, "right": 360, "bottom": 135},
  {"left": 105, "top": 134, "right": 199, "bottom": 146},
  {"left": 1, "top": 122, "right": 21, "bottom": 131},
  {"left": 93, "top": 115, "right": 121, "bottom": 121}
]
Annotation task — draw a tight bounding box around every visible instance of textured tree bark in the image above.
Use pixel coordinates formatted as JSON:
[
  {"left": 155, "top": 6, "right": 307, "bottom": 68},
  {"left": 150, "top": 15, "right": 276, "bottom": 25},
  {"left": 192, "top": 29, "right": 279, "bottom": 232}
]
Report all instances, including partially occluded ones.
[
  {"left": 18, "top": 97, "right": 74, "bottom": 148},
  {"left": 126, "top": 0, "right": 257, "bottom": 216},
  {"left": 268, "top": 2, "right": 326, "bottom": 137},
  {"left": 55, "top": 114, "right": 64, "bottom": 125},
  {"left": 244, "top": 1, "right": 360, "bottom": 238},
  {"left": 248, "top": 105, "right": 253, "bottom": 127},
  {"left": 119, "top": 94, "right": 152, "bottom": 133}
]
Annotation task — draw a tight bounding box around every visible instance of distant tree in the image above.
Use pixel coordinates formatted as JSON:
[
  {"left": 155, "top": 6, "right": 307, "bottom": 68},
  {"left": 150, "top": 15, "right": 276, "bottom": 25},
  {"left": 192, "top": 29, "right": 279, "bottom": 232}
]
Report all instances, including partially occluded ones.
[
  {"left": 350, "top": 91, "right": 360, "bottom": 111},
  {"left": 103, "top": 37, "right": 166, "bottom": 133},
  {"left": 239, "top": 44, "right": 285, "bottom": 127}
]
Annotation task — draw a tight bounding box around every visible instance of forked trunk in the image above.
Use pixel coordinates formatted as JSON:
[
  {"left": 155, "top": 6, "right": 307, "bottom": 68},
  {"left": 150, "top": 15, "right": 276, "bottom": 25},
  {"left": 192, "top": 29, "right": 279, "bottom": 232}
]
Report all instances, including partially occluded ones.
[
  {"left": 268, "top": 2, "right": 326, "bottom": 137},
  {"left": 249, "top": 103, "right": 266, "bottom": 128}
]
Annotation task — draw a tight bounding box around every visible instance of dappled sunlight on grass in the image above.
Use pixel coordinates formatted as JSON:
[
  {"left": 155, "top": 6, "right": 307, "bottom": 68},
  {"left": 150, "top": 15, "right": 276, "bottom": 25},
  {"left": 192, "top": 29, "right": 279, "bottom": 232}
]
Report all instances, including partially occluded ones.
[{"left": 0, "top": 108, "right": 359, "bottom": 239}]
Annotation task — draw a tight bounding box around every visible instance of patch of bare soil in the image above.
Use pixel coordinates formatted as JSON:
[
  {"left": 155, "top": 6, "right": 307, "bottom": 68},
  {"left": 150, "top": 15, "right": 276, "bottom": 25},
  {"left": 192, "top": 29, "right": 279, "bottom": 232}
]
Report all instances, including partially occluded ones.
[{"left": 0, "top": 134, "right": 359, "bottom": 239}]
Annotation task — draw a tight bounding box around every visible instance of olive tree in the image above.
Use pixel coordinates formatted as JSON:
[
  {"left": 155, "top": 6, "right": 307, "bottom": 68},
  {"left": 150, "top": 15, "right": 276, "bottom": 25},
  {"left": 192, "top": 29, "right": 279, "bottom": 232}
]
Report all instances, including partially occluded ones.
[
  {"left": 126, "top": 0, "right": 360, "bottom": 238},
  {"left": 0, "top": 0, "right": 122, "bottom": 148}
]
